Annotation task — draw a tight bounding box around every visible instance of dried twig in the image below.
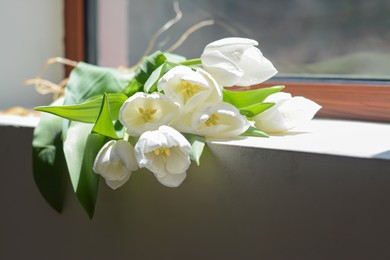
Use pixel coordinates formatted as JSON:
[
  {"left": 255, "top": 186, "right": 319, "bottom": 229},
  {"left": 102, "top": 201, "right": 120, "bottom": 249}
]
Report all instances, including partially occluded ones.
[
  {"left": 138, "top": 1, "right": 183, "bottom": 59},
  {"left": 165, "top": 19, "right": 215, "bottom": 53},
  {"left": 24, "top": 57, "right": 77, "bottom": 100}
]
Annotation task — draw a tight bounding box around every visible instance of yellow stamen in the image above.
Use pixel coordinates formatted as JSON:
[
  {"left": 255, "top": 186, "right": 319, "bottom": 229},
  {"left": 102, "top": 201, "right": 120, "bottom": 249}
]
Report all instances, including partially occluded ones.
[
  {"left": 139, "top": 107, "right": 157, "bottom": 122},
  {"left": 205, "top": 113, "right": 220, "bottom": 126},
  {"left": 153, "top": 147, "right": 171, "bottom": 162},
  {"left": 181, "top": 80, "right": 203, "bottom": 100}
]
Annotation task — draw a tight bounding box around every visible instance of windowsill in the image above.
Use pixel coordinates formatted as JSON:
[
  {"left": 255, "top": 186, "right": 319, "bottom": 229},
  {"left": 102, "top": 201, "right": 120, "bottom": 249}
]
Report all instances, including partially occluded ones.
[
  {"left": 210, "top": 119, "right": 390, "bottom": 161},
  {"left": 0, "top": 114, "right": 40, "bottom": 128},
  {"left": 2, "top": 115, "right": 390, "bottom": 259},
  {"left": 1, "top": 115, "right": 390, "bottom": 161}
]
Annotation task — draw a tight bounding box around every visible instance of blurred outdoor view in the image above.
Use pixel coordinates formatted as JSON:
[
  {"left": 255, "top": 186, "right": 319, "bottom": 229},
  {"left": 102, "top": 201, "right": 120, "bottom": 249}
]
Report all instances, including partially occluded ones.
[{"left": 97, "top": 0, "right": 390, "bottom": 79}]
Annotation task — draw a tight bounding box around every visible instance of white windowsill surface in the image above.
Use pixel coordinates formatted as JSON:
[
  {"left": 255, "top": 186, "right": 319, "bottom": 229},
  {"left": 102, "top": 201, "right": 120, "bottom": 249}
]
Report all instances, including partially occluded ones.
[
  {"left": 210, "top": 119, "right": 390, "bottom": 160},
  {"left": 1, "top": 114, "right": 389, "bottom": 161},
  {"left": 0, "top": 114, "right": 40, "bottom": 128}
]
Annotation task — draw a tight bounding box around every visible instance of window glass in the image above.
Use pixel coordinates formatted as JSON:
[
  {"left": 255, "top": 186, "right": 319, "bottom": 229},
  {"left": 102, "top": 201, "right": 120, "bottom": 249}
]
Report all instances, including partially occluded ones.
[{"left": 97, "top": 0, "right": 390, "bottom": 79}]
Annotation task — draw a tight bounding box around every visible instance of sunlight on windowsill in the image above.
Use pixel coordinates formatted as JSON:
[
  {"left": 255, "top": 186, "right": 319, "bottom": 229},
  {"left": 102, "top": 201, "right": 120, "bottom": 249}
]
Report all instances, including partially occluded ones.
[
  {"left": 210, "top": 119, "right": 390, "bottom": 160},
  {"left": 1, "top": 115, "right": 389, "bottom": 161}
]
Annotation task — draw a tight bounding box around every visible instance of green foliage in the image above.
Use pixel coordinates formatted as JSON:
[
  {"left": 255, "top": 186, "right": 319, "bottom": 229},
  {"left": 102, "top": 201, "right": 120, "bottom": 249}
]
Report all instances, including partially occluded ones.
[
  {"left": 241, "top": 126, "right": 269, "bottom": 138},
  {"left": 179, "top": 58, "right": 202, "bottom": 67},
  {"left": 35, "top": 93, "right": 128, "bottom": 123},
  {"left": 183, "top": 133, "right": 206, "bottom": 166},
  {"left": 64, "top": 62, "right": 132, "bottom": 106},
  {"left": 32, "top": 98, "right": 68, "bottom": 212},
  {"left": 133, "top": 51, "right": 167, "bottom": 86},
  {"left": 74, "top": 93, "right": 124, "bottom": 218},
  {"left": 239, "top": 102, "right": 275, "bottom": 118},
  {"left": 32, "top": 62, "right": 136, "bottom": 218},
  {"left": 91, "top": 93, "right": 119, "bottom": 139},
  {"left": 63, "top": 122, "right": 94, "bottom": 191},
  {"left": 164, "top": 52, "right": 186, "bottom": 63},
  {"left": 144, "top": 63, "right": 168, "bottom": 93},
  {"left": 223, "top": 86, "right": 284, "bottom": 109},
  {"left": 144, "top": 61, "right": 180, "bottom": 93},
  {"left": 60, "top": 62, "right": 132, "bottom": 140},
  {"left": 76, "top": 133, "right": 106, "bottom": 219},
  {"left": 122, "top": 79, "right": 141, "bottom": 97}
]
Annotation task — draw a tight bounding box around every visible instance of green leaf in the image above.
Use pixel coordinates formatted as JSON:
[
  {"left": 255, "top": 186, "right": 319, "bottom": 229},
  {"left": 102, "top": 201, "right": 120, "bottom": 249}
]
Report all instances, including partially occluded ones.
[
  {"left": 179, "top": 58, "right": 202, "bottom": 67},
  {"left": 61, "top": 62, "right": 131, "bottom": 139},
  {"left": 164, "top": 52, "right": 186, "bottom": 63},
  {"left": 183, "top": 133, "right": 206, "bottom": 166},
  {"left": 239, "top": 102, "right": 275, "bottom": 117},
  {"left": 144, "top": 60, "right": 183, "bottom": 93},
  {"left": 122, "top": 78, "right": 141, "bottom": 97},
  {"left": 114, "top": 120, "right": 125, "bottom": 139},
  {"left": 63, "top": 122, "right": 94, "bottom": 192},
  {"left": 32, "top": 98, "right": 68, "bottom": 212},
  {"left": 134, "top": 51, "right": 167, "bottom": 86},
  {"left": 144, "top": 63, "right": 167, "bottom": 93},
  {"left": 35, "top": 93, "right": 128, "bottom": 123},
  {"left": 241, "top": 126, "right": 269, "bottom": 138},
  {"left": 76, "top": 133, "right": 107, "bottom": 219},
  {"left": 64, "top": 62, "right": 132, "bottom": 106},
  {"left": 223, "top": 85, "right": 284, "bottom": 108},
  {"left": 92, "top": 93, "right": 118, "bottom": 139}
]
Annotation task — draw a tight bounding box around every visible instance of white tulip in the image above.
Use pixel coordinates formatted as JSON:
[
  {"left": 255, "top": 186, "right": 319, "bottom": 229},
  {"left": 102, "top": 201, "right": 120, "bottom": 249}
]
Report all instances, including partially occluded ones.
[
  {"left": 157, "top": 65, "right": 222, "bottom": 113},
  {"left": 119, "top": 92, "right": 179, "bottom": 136},
  {"left": 253, "top": 92, "right": 321, "bottom": 133},
  {"left": 93, "top": 140, "right": 138, "bottom": 190},
  {"left": 134, "top": 125, "right": 192, "bottom": 188},
  {"left": 201, "top": 37, "right": 277, "bottom": 87},
  {"left": 187, "top": 102, "right": 251, "bottom": 138}
]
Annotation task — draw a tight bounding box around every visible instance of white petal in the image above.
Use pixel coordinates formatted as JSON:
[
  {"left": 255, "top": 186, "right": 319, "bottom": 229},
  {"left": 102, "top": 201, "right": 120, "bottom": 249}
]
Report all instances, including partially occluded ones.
[
  {"left": 158, "top": 66, "right": 222, "bottom": 113},
  {"left": 253, "top": 101, "right": 291, "bottom": 132},
  {"left": 204, "top": 37, "right": 258, "bottom": 49},
  {"left": 277, "top": 97, "right": 321, "bottom": 129},
  {"left": 254, "top": 95, "right": 321, "bottom": 133},
  {"left": 159, "top": 66, "right": 195, "bottom": 105},
  {"left": 159, "top": 125, "right": 191, "bottom": 152},
  {"left": 157, "top": 65, "right": 193, "bottom": 92},
  {"left": 192, "top": 102, "right": 250, "bottom": 138},
  {"left": 114, "top": 140, "right": 138, "bottom": 171},
  {"left": 134, "top": 126, "right": 191, "bottom": 187},
  {"left": 197, "top": 68, "right": 223, "bottom": 100},
  {"left": 201, "top": 49, "right": 243, "bottom": 86},
  {"left": 105, "top": 169, "right": 131, "bottom": 190},
  {"left": 119, "top": 92, "right": 179, "bottom": 136},
  {"left": 237, "top": 48, "right": 278, "bottom": 86},
  {"left": 147, "top": 153, "right": 168, "bottom": 177},
  {"left": 171, "top": 112, "right": 194, "bottom": 134},
  {"left": 166, "top": 148, "right": 191, "bottom": 174},
  {"left": 93, "top": 140, "right": 136, "bottom": 190},
  {"left": 93, "top": 140, "right": 115, "bottom": 173},
  {"left": 264, "top": 92, "right": 292, "bottom": 103},
  {"left": 155, "top": 172, "right": 187, "bottom": 188}
]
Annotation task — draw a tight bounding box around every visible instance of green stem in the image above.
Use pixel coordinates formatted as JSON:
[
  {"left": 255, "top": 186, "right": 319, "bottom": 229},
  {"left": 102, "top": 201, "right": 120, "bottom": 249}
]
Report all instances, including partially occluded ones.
[
  {"left": 180, "top": 58, "right": 202, "bottom": 66},
  {"left": 123, "top": 131, "right": 129, "bottom": 142}
]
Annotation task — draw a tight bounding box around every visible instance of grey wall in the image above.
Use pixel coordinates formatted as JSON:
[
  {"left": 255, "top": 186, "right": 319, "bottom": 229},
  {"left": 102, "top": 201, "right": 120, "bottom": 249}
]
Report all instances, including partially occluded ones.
[{"left": 1, "top": 124, "right": 390, "bottom": 259}]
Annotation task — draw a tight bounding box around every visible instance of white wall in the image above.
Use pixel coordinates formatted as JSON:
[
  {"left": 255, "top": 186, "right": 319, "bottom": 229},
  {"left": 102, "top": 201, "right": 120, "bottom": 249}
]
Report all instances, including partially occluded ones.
[{"left": 0, "top": 0, "right": 64, "bottom": 109}]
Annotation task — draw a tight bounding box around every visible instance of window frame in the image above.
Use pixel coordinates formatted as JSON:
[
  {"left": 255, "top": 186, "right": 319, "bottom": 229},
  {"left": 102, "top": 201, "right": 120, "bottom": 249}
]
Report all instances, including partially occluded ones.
[{"left": 64, "top": 0, "right": 390, "bottom": 123}]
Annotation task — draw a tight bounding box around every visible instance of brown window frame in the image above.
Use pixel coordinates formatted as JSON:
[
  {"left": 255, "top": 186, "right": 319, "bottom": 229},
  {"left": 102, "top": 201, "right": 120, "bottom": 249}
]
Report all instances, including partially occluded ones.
[{"left": 64, "top": 0, "right": 390, "bottom": 123}]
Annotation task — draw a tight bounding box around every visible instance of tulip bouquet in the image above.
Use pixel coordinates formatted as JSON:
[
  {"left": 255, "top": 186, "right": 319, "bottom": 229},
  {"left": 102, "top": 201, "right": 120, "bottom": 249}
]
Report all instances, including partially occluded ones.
[{"left": 32, "top": 37, "right": 320, "bottom": 218}]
